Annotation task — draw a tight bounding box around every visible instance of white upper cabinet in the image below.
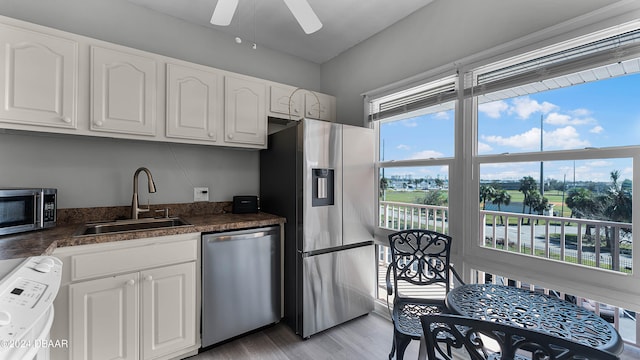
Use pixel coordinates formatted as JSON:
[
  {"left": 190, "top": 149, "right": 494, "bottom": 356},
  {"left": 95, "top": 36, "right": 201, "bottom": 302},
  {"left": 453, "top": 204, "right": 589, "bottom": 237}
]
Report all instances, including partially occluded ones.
[
  {"left": 269, "top": 84, "right": 303, "bottom": 120},
  {"left": 166, "top": 62, "right": 222, "bottom": 142},
  {"left": 0, "top": 23, "right": 78, "bottom": 129},
  {"left": 305, "top": 91, "right": 335, "bottom": 122},
  {"left": 90, "top": 46, "right": 157, "bottom": 136},
  {"left": 224, "top": 76, "right": 267, "bottom": 147}
]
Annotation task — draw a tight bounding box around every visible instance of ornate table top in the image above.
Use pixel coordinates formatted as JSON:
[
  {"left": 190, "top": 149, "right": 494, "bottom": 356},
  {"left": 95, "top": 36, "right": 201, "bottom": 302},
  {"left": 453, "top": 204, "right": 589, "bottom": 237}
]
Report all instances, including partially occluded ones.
[{"left": 446, "top": 284, "right": 623, "bottom": 355}]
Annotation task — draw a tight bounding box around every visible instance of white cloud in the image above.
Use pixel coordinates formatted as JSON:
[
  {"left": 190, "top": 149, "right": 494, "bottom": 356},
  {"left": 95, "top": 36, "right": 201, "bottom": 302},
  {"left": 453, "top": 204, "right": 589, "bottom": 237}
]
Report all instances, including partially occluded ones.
[
  {"left": 433, "top": 111, "right": 450, "bottom": 120},
  {"left": 544, "top": 113, "right": 571, "bottom": 125},
  {"left": 482, "top": 126, "right": 589, "bottom": 150},
  {"left": 570, "top": 108, "right": 592, "bottom": 117},
  {"left": 477, "top": 142, "right": 493, "bottom": 154},
  {"left": 545, "top": 112, "right": 594, "bottom": 126},
  {"left": 509, "top": 96, "right": 558, "bottom": 119},
  {"left": 401, "top": 119, "right": 418, "bottom": 127},
  {"left": 588, "top": 160, "right": 613, "bottom": 167},
  {"left": 397, "top": 144, "right": 410, "bottom": 151},
  {"left": 545, "top": 126, "right": 590, "bottom": 149},
  {"left": 482, "top": 128, "right": 541, "bottom": 150},
  {"left": 479, "top": 101, "right": 508, "bottom": 118},
  {"left": 590, "top": 125, "right": 604, "bottom": 134},
  {"left": 408, "top": 150, "right": 444, "bottom": 160}
]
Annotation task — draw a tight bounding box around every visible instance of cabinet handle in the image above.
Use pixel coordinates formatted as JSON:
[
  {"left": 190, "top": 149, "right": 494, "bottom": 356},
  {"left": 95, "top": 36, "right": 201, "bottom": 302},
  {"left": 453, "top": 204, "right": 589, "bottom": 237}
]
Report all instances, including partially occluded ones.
[
  {"left": 145, "top": 275, "right": 153, "bottom": 281},
  {"left": 126, "top": 279, "right": 135, "bottom": 286},
  {"left": 294, "top": 108, "right": 299, "bottom": 114},
  {"left": 61, "top": 117, "right": 72, "bottom": 123}
]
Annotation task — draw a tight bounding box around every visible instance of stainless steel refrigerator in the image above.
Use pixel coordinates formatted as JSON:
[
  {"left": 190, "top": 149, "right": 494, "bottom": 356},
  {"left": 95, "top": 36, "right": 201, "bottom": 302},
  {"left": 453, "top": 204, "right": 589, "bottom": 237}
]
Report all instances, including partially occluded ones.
[{"left": 260, "top": 118, "right": 375, "bottom": 338}]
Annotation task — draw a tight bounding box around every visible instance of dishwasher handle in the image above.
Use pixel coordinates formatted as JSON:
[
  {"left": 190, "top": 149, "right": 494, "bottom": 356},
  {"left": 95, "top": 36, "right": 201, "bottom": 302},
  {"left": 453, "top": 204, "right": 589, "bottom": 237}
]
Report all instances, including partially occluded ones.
[{"left": 204, "top": 226, "right": 279, "bottom": 243}]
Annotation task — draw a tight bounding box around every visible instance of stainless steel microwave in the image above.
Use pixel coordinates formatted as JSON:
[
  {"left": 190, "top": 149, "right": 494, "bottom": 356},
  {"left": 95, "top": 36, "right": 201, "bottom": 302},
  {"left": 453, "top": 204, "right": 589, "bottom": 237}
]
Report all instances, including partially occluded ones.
[{"left": 0, "top": 188, "right": 56, "bottom": 236}]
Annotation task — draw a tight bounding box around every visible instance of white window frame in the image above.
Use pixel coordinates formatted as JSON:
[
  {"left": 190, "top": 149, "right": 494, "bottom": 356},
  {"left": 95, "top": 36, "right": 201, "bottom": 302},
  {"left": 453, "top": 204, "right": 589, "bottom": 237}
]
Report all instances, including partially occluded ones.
[
  {"left": 460, "top": 25, "right": 640, "bottom": 311},
  {"left": 365, "top": 3, "right": 640, "bottom": 312}
]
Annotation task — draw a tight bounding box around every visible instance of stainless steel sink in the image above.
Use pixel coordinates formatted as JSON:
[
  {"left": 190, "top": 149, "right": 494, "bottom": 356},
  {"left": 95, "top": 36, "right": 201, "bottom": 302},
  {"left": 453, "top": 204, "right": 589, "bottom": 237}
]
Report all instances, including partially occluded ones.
[{"left": 74, "top": 217, "right": 192, "bottom": 236}]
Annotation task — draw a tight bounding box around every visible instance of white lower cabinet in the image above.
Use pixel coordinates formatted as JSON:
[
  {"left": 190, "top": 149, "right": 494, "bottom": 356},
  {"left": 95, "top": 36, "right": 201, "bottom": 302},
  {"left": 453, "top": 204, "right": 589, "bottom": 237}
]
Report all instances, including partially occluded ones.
[
  {"left": 70, "top": 273, "right": 139, "bottom": 360},
  {"left": 70, "top": 262, "right": 195, "bottom": 360},
  {"left": 52, "top": 233, "right": 199, "bottom": 360},
  {"left": 141, "top": 263, "right": 196, "bottom": 360}
]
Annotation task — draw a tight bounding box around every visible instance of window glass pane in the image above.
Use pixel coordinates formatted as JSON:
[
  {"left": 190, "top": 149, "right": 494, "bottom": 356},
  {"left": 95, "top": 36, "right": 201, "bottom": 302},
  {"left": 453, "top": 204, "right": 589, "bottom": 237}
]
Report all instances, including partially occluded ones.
[
  {"left": 478, "top": 72, "right": 640, "bottom": 155},
  {"left": 379, "top": 166, "right": 449, "bottom": 232},
  {"left": 479, "top": 159, "right": 632, "bottom": 274},
  {"left": 379, "top": 102, "right": 454, "bottom": 161}
]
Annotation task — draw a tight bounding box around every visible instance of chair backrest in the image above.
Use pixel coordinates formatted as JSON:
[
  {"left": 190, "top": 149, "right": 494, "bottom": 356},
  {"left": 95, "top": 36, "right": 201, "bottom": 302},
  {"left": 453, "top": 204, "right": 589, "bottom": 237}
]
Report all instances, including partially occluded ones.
[
  {"left": 388, "top": 229, "right": 453, "bottom": 298},
  {"left": 420, "top": 314, "right": 620, "bottom": 360}
]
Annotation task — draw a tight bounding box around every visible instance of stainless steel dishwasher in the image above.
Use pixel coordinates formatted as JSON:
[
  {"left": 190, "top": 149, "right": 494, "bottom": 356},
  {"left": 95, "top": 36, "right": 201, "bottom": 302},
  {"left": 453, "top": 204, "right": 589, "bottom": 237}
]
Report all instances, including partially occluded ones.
[{"left": 201, "top": 226, "right": 281, "bottom": 347}]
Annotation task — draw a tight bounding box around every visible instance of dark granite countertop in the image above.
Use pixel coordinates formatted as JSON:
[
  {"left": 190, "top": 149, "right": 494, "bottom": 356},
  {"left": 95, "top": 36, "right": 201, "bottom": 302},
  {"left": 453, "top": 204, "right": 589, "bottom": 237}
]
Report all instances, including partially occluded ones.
[{"left": 0, "top": 212, "right": 285, "bottom": 260}]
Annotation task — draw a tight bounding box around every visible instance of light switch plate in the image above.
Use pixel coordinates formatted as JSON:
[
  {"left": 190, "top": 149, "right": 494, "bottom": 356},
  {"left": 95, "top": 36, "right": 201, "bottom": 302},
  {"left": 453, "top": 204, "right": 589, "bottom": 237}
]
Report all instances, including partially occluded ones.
[{"left": 194, "top": 187, "right": 209, "bottom": 202}]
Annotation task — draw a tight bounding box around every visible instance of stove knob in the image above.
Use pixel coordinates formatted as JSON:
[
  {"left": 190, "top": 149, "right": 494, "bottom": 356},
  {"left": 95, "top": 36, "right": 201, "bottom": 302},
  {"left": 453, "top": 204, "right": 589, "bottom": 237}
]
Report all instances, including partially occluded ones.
[
  {"left": 0, "top": 311, "right": 10, "bottom": 326},
  {"left": 34, "top": 263, "right": 52, "bottom": 273},
  {"left": 40, "top": 258, "right": 56, "bottom": 267}
]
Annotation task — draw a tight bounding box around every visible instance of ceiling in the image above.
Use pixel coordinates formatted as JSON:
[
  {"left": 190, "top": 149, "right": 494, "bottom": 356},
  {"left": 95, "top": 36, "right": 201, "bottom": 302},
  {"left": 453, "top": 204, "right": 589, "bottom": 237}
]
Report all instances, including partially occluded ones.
[{"left": 126, "top": 0, "right": 434, "bottom": 64}]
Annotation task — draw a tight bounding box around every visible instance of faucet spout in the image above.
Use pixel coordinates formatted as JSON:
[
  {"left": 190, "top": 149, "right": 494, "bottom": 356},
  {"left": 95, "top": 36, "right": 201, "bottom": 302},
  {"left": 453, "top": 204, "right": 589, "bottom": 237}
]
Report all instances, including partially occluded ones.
[{"left": 131, "top": 167, "right": 157, "bottom": 219}]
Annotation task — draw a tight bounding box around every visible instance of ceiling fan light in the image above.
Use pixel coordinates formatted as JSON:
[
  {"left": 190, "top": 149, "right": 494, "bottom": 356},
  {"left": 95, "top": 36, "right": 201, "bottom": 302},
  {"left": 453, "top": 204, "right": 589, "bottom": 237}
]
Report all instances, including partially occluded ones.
[
  {"left": 282, "top": 0, "right": 323, "bottom": 34},
  {"left": 210, "top": 0, "right": 239, "bottom": 26}
]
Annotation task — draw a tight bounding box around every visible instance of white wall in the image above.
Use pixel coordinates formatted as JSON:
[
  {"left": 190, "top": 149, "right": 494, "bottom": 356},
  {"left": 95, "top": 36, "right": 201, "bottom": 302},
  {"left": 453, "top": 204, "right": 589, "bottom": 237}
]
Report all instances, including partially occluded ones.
[
  {"left": 0, "top": 131, "right": 258, "bottom": 208},
  {"left": 321, "top": 0, "right": 622, "bottom": 126}
]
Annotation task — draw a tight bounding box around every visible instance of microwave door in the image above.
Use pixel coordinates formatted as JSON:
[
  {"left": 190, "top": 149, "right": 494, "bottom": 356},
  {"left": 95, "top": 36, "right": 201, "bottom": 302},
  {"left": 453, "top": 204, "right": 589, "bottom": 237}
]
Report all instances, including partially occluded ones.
[{"left": 0, "top": 189, "right": 39, "bottom": 235}]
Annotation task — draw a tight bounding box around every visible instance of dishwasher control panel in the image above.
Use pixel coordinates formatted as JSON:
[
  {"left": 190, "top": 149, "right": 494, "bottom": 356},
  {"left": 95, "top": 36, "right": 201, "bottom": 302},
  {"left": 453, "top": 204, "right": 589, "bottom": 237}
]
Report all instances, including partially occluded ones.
[{"left": 0, "top": 256, "right": 62, "bottom": 340}]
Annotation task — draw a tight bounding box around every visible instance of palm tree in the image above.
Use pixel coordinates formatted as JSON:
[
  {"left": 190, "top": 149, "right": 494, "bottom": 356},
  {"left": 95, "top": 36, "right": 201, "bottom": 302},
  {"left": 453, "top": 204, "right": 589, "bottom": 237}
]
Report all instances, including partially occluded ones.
[
  {"left": 479, "top": 184, "right": 496, "bottom": 210},
  {"left": 566, "top": 188, "right": 596, "bottom": 219},
  {"left": 519, "top": 176, "right": 537, "bottom": 223},
  {"left": 491, "top": 189, "right": 511, "bottom": 225}
]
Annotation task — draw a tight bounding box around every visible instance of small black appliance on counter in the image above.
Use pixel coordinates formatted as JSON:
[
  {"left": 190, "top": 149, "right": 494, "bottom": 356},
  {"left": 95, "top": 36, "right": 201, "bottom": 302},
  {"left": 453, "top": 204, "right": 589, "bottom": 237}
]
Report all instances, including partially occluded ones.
[{"left": 232, "top": 195, "right": 259, "bottom": 214}]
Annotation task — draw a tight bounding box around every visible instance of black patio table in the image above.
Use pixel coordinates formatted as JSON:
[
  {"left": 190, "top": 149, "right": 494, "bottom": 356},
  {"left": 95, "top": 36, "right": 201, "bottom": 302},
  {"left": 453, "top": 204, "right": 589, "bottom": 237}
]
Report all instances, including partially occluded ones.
[{"left": 445, "top": 283, "right": 624, "bottom": 355}]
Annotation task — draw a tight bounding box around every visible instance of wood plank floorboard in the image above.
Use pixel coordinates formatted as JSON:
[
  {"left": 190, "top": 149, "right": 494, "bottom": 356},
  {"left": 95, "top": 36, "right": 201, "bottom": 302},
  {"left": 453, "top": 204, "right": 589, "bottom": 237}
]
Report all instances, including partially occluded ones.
[
  {"left": 188, "top": 311, "right": 640, "bottom": 360},
  {"left": 188, "top": 313, "right": 420, "bottom": 360}
]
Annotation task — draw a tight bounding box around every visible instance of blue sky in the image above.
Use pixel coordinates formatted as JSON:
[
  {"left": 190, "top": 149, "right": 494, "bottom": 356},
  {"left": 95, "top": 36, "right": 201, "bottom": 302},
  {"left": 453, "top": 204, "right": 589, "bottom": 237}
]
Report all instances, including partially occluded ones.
[{"left": 380, "top": 73, "right": 639, "bottom": 183}]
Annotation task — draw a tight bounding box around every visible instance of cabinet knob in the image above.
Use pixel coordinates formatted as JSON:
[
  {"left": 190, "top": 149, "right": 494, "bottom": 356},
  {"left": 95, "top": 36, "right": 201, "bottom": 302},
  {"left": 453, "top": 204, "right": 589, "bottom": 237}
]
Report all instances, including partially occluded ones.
[
  {"left": 145, "top": 275, "right": 153, "bottom": 281},
  {"left": 294, "top": 108, "right": 299, "bottom": 114},
  {"left": 227, "top": 133, "right": 233, "bottom": 139},
  {"left": 61, "top": 117, "right": 72, "bottom": 123},
  {"left": 94, "top": 120, "right": 103, "bottom": 127},
  {"left": 126, "top": 279, "right": 135, "bottom": 286}
]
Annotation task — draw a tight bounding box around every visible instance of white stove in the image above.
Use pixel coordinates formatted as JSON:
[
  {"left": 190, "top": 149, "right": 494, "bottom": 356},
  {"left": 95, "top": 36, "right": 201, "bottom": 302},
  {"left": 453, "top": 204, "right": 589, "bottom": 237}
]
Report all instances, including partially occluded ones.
[{"left": 0, "top": 256, "right": 62, "bottom": 360}]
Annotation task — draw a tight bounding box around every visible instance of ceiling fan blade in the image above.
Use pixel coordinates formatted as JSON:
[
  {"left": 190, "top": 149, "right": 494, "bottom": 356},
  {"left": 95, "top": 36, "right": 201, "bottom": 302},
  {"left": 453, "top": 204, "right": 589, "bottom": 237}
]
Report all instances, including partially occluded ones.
[
  {"left": 282, "top": 0, "right": 323, "bottom": 34},
  {"left": 210, "top": 0, "right": 239, "bottom": 26}
]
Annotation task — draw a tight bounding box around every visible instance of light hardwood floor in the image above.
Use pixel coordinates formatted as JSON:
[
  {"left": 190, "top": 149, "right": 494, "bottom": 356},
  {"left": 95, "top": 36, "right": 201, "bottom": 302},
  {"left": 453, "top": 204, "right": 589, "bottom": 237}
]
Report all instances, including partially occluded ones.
[
  {"left": 189, "top": 312, "right": 639, "bottom": 360},
  {"left": 189, "top": 313, "right": 419, "bottom": 360}
]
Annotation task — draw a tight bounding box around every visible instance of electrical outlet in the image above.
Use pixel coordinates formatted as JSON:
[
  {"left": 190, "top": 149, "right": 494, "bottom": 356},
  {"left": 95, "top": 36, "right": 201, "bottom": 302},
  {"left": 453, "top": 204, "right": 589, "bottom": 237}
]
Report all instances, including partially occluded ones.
[{"left": 194, "top": 187, "right": 209, "bottom": 202}]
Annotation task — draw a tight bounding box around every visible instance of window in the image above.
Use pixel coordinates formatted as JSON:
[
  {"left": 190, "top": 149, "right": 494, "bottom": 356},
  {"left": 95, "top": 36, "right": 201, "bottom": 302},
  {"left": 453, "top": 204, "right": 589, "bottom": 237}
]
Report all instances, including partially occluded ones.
[
  {"left": 368, "top": 76, "right": 457, "bottom": 235},
  {"left": 470, "top": 24, "right": 639, "bottom": 275}
]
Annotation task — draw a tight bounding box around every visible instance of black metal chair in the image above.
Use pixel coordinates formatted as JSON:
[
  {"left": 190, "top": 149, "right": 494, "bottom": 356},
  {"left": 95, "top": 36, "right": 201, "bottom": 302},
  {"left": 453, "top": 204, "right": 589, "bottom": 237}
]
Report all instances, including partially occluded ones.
[
  {"left": 386, "top": 229, "right": 463, "bottom": 360},
  {"left": 420, "top": 314, "right": 620, "bottom": 360}
]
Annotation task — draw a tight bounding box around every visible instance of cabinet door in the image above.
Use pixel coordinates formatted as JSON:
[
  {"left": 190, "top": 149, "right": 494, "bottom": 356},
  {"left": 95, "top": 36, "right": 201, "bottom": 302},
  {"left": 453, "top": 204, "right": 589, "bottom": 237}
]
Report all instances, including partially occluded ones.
[
  {"left": 269, "top": 85, "right": 302, "bottom": 119},
  {"left": 91, "top": 46, "right": 156, "bottom": 136},
  {"left": 166, "top": 63, "right": 221, "bottom": 142},
  {"left": 224, "top": 76, "right": 266, "bottom": 146},
  {"left": 141, "top": 262, "right": 196, "bottom": 360},
  {"left": 70, "top": 273, "right": 139, "bottom": 360},
  {"left": 305, "top": 92, "right": 335, "bottom": 122},
  {"left": 0, "top": 23, "right": 77, "bottom": 129}
]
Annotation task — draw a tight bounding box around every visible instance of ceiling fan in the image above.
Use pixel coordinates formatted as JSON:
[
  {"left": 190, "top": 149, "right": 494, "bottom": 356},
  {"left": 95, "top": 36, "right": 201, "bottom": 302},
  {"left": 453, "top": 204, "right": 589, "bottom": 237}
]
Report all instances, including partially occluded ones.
[{"left": 210, "top": 0, "right": 323, "bottom": 34}]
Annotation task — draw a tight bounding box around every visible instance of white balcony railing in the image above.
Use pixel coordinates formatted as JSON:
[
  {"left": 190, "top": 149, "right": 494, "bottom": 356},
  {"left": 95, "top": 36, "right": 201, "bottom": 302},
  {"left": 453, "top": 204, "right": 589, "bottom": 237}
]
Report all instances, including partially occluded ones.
[
  {"left": 379, "top": 201, "right": 632, "bottom": 273},
  {"left": 479, "top": 210, "right": 632, "bottom": 273}
]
